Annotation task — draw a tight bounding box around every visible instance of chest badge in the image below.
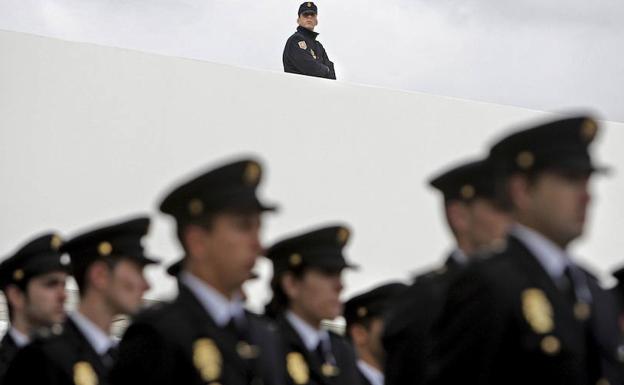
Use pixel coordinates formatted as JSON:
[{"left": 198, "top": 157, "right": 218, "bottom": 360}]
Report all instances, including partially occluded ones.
[
  {"left": 522, "top": 288, "right": 554, "bottom": 333},
  {"left": 287, "top": 352, "right": 309, "bottom": 384},
  {"left": 310, "top": 49, "right": 317, "bottom": 59},
  {"left": 73, "top": 361, "right": 98, "bottom": 385},
  {"left": 193, "top": 338, "right": 222, "bottom": 382},
  {"left": 298, "top": 41, "right": 307, "bottom": 50}
]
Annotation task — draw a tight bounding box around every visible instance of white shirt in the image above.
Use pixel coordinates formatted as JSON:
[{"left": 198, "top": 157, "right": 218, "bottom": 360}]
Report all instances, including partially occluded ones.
[
  {"left": 180, "top": 271, "right": 245, "bottom": 327},
  {"left": 70, "top": 311, "right": 115, "bottom": 356},
  {"left": 357, "top": 360, "right": 384, "bottom": 385},
  {"left": 286, "top": 311, "right": 331, "bottom": 352},
  {"left": 511, "top": 224, "right": 571, "bottom": 280},
  {"left": 8, "top": 327, "right": 29, "bottom": 348}
]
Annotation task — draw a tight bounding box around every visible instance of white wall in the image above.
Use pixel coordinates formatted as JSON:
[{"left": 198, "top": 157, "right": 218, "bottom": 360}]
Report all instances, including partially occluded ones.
[{"left": 1, "top": 30, "right": 622, "bottom": 312}]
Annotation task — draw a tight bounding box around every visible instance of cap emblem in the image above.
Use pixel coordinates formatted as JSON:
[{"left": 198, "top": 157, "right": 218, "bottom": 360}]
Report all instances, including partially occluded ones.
[
  {"left": 13, "top": 269, "right": 24, "bottom": 281},
  {"left": 98, "top": 241, "right": 113, "bottom": 257},
  {"left": 337, "top": 228, "right": 350, "bottom": 244},
  {"left": 188, "top": 199, "right": 204, "bottom": 217},
  {"left": 289, "top": 253, "right": 302, "bottom": 267},
  {"left": 460, "top": 184, "right": 475, "bottom": 200},
  {"left": 307, "top": 2, "right": 312, "bottom": 7},
  {"left": 516, "top": 151, "right": 535, "bottom": 170},
  {"left": 357, "top": 306, "right": 368, "bottom": 318},
  {"left": 580, "top": 118, "right": 597, "bottom": 141},
  {"left": 50, "top": 234, "right": 63, "bottom": 251}
]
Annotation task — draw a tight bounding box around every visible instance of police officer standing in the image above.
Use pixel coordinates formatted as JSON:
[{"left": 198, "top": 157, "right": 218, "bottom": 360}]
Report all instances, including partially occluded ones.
[
  {"left": 110, "top": 158, "right": 286, "bottom": 385},
  {"left": 344, "top": 282, "right": 407, "bottom": 385},
  {"left": 283, "top": 2, "right": 336, "bottom": 79},
  {"left": 383, "top": 159, "right": 511, "bottom": 385},
  {"left": 5, "top": 216, "right": 156, "bottom": 385},
  {"left": 426, "top": 116, "right": 624, "bottom": 385},
  {"left": 0, "top": 233, "right": 70, "bottom": 381},
  {"left": 265, "top": 224, "right": 360, "bottom": 385}
]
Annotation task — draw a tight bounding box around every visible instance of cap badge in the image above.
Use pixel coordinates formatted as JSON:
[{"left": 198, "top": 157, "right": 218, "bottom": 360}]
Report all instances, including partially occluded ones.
[
  {"left": 357, "top": 306, "right": 368, "bottom": 318},
  {"left": 460, "top": 184, "right": 475, "bottom": 200},
  {"left": 540, "top": 335, "right": 561, "bottom": 355},
  {"left": 193, "top": 338, "right": 222, "bottom": 382},
  {"left": 98, "top": 241, "right": 113, "bottom": 257},
  {"left": 522, "top": 288, "right": 554, "bottom": 334},
  {"left": 73, "top": 361, "right": 98, "bottom": 385},
  {"left": 289, "top": 253, "right": 303, "bottom": 267},
  {"left": 307, "top": 2, "right": 312, "bottom": 7},
  {"left": 287, "top": 352, "right": 309, "bottom": 384},
  {"left": 337, "top": 228, "right": 349, "bottom": 244},
  {"left": 581, "top": 118, "right": 597, "bottom": 141},
  {"left": 13, "top": 269, "right": 24, "bottom": 281},
  {"left": 244, "top": 162, "right": 261, "bottom": 185},
  {"left": 50, "top": 234, "right": 63, "bottom": 251},
  {"left": 188, "top": 199, "right": 204, "bottom": 217},
  {"left": 321, "top": 363, "right": 340, "bottom": 377},
  {"left": 516, "top": 151, "right": 535, "bottom": 170},
  {"left": 298, "top": 41, "right": 307, "bottom": 50}
]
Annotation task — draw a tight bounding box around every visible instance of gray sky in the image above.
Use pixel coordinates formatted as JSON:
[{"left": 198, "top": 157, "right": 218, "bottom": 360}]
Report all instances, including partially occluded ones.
[{"left": 1, "top": 0, "right": 623, "bottom": 122}]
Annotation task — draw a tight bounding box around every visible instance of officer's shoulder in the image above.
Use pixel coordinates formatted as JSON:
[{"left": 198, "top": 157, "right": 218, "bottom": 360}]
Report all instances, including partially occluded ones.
[
  {"left": 245, "top": 310, "right": 280, "bottom": 333},
  {"left": 131, "top": 300, "right": 187, "bottom": 332}
]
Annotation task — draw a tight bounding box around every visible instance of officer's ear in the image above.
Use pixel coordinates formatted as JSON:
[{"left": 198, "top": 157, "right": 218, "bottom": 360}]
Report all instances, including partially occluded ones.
[
  {"left": 85, "top": 260, "right": 112, "bottom": 293},
  {"left": 281, "top": 272, "right": 300, "bottom": 301},
  {"left": 5, "top": 284, "right": 26, "bottom": 312},
  {"left": 508, "top": 174, "right": 533, "bottom": 213},
  {"left": 445, "top": 200, "right": 470, "bottom": 236}
]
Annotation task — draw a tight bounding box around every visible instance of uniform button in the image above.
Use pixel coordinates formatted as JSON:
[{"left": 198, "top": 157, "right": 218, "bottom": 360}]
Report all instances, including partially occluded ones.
[
  {"left": 596, "top": 378, "right": 610, "bottom": 385},
  {"left": 540, "top": 335, "right": 561, "bottom": 355}
]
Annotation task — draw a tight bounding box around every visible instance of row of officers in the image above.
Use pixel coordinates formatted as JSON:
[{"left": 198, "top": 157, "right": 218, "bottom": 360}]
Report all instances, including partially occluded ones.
[{"left": 1, "top": 114, "right": 624, "bottom": 385}]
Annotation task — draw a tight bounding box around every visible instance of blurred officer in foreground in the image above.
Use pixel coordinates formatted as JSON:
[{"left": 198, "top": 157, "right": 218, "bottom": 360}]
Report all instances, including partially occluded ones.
[
  {"left": 426, "top": 116, "right": 624, "bottom": 385},
  {"left": 111, "top": 158, "right": 286, "bottom": 385},
  {"left": 0, "top": 233, "right": 69, "bottom": 381},
  {"left": 5, "top": 216, "right": 155, "bottom": 385},
  {"left": 383, "top": 159, "right": 511, "bottom": 385},
  {"left": 265, "top": 224, "right": 360, "bottom": 385},
  {"left": 283, "top": 2, "right": 336, "bottom": 79},
  {"left": 344, "top": 282, "right": 407, "bottom": 385}
]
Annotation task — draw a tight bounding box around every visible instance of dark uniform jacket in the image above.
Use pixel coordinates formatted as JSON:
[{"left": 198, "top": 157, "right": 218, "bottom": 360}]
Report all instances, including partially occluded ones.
[
  {"left": 276, "top": 315, "right": 360, "bottom": 385},
  {"left": 110, "top": 283, "right": 286, "bottom": 385},
  {"left": 283, "top": 26, "right": 336, "bottom": 79},
  {"left": 357, "top": 369, "right": 373, "bottom": 385},
  {"left": 382, "top": 255, "right": 464, "bottom": 385},
  {"left": 4, "top": 318, "right": 110, "bottom": 385},
  {"left": 0, "top": 333, "right": 19, "bottom": 382},
  {"left": 425, "top": 235, "right": 624, "bottom": 385}
]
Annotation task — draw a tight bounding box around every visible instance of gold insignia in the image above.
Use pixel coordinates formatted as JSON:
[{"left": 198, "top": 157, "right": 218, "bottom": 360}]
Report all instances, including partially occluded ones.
[
  {"left": 522, "top": 288, "right": 554, "bottom": 334},
  {"left": 516, "top": 151, "right": 535, "bottom": 170},
  {"left": 97, "top": 242, "right": 112, "bottom": 257},
  {"left": 237, "top": 341, "right": 260, "bottom": 359},
  {"left": 50, "top": 234, "right": 63, "bottom": 250},
  {"left": 460, "top": 184, "right": 475, "bottom": 200},
  {"left": 13, "top": 269, "right": 24, "bottom": 281},
  {"left": 310, "top": 49, "right": 317, "bottom": 59},
  {"left": 540, "top": 335, "right": 561, "bottom": 355},
  {"left": 193, "top": 338, "right": 222, "bottom": 382},
  {"left": 188, "top": 199, "right": 204, "bottom": 216},
  {"left": 73, "top": 361, "right": 98, "bottom": 385},
  {"left": 580, "top": 118, "right": 598, "bottom": 141},
  {"left": 597, "top": 378, "right": 612, "bottom": 385},
  {"left": 357, "top": 306, "right": 368, "bottom": 318},
  {"left": 574, "top": 302, "right": 591, "bottom": 321},
  {"left": 298, "top": 41, "right": 307, "bottom": 50},
  {"left": 321, "top": 363, "right": 340, "bottom": 377},
  {"left": 287, "top": 352, "right": 309, "bottom": 385},
  {"left": 289, "top": 253, "right": 302, "bottom": 267},
  {"left": 337, "top": 227, "right": 349, "bottom": 244},
  {"left": 244, "top": 162, "right": 261, "bottom": 185}
]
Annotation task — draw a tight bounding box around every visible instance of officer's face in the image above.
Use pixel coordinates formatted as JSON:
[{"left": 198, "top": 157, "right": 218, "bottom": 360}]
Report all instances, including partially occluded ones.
[
  {"left": 25, "top": 271, "right": 68, "bottom": 327},
  {"left": 189, "top": 212, "right": 262, "bottom": 295},
  {"left": 286, "top": 268, "right": 343, "bottom": 324},
  {"left": 106, "top": 259, "right": 150, "bottom": 315},
  {"left": 297, "top": 12, "right": 318, "bottom": 31},
  {"left": 465, "top": 198, "right": 511, "bottom": 253},
  {"left": 349, "top": 318, "right": 386, "bottom": 366},
  {"left": 510, "top": 170, "right": 592, "bottom": 247}
]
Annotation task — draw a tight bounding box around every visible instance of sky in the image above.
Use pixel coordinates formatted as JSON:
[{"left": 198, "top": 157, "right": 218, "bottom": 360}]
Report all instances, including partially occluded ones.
[{"left": 0, "top": 0, "right": 623, "bottom": 122}]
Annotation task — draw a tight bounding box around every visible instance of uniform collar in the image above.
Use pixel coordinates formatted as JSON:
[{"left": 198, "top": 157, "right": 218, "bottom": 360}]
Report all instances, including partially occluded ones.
[
  {"left": 450, "top": 248, "right": 469, "bottom": 266},
  {"left": 180, "top": 271, "right": 245, "bottom": 327},
  {"left": 357, "top": 360, "right": 384, "bottom": 385},
  {"left": 510, "top": 223, "right": 572, "bottom": 280},
  {"left": 297, "top": 26, "right": 319, "bottom": 39},
  {"left": 285, "top": 310, "right": 330, "bottom": 351},
  {"left": 8, "top": 327, "right": 29, "bottom": 348},
  {"left": 69, "top": 311, "right": 115, "bottom": 356}
]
